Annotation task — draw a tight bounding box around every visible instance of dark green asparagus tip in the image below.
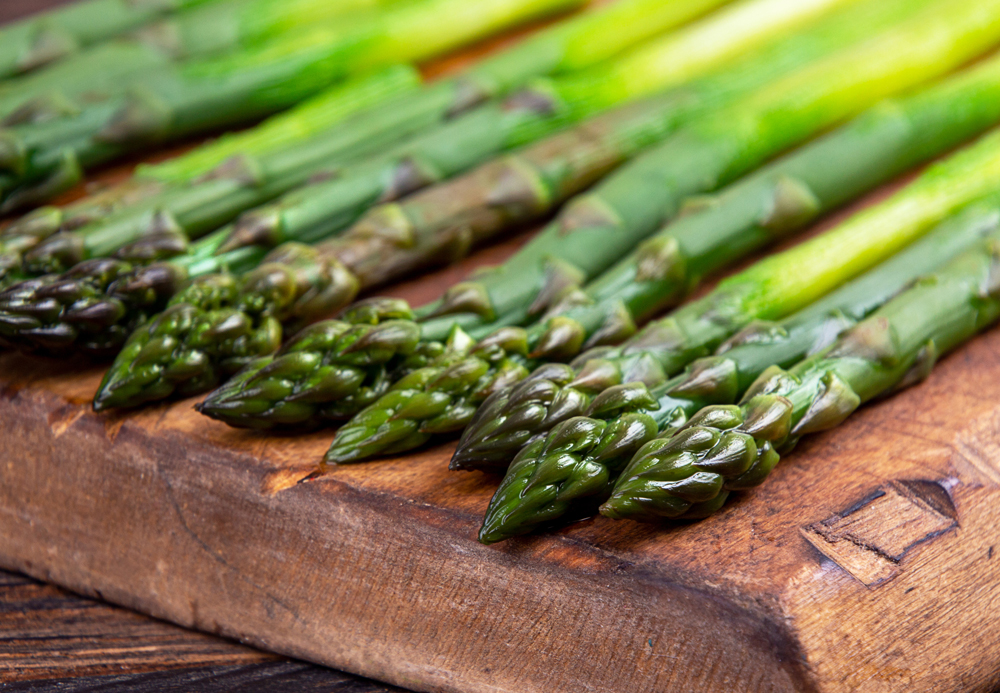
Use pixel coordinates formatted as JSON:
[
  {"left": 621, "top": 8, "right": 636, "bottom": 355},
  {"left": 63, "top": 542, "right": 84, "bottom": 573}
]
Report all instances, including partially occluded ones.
[
  {"left": 0, "top": 255, "right": 187, "bottom": 355},
  {"left": 450, "top": 363, "right": 587, "bottom": 472},
  {"left": 323, "top": 328, "right": 493, "bottom": 464},
  {"left": 197, "top": 318, "right": 423, "bottom": 429},
  {"left": 598, "top": 397, "right": 792, "bottom": 522},
  {"left": 477, "top": 412, "right": 659, "bottom": 544},
  {"left": 21, "top": 231, "right": 85, "bottom": 276},
  {"left": 93, "top": 301, "right": 283, "bottom": 411}
]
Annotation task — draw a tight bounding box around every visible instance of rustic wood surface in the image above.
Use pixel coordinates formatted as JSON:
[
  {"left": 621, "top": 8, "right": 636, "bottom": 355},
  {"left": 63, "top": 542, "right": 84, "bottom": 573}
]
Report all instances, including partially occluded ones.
[{"left": 3, "top": 1, "right": 1000, "bottom": 692}]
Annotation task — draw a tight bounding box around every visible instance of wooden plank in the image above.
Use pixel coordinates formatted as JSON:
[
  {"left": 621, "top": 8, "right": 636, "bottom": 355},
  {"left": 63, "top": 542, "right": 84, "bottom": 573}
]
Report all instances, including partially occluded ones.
[{"left": 0, "top": 568, "right": 405, "bottom": 690}]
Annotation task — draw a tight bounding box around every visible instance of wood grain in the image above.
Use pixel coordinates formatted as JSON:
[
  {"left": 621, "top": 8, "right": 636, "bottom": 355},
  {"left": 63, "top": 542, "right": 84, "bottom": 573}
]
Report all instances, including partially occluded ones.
[
  {"left": 0, "top": 568, "right": 406, "bottom": 690},
  {"left": 3, "top": 2, "right": 1000, "bottom": 692}
]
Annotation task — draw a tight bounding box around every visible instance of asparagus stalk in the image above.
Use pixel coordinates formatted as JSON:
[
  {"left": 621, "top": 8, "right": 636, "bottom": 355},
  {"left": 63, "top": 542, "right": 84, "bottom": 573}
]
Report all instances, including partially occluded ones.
[
  {"left": 476, "top": 199, "right": 1000, "bottom": 542},
  {"left": 0, "top": 0, "right": 707, "bottom": 263},
  {"left": 194, "top": 0, "right": 940, "bottom": 430},
  {"left": 0, "top": 0, "right": 414, "bottom": 127},
  {"left": 0, "top": 0, "right": 215, "bottom": 79},
  {"left": 602, "top": 222, "right": 1000, "bottom": 523},
  {"left": 453, "top": 125, "right": 1000, "bottom": 477},
  {"left": 218, "top": 0, "right": 852, "bottom": 255},
  {"left": 316, "top": 0, "right": 1000, "bottom": 463},
  {"left": 0, "top": 0, "right": 581, "bottom": 201},
  {"left": 451, "top": 52, "right": 1000, "bottom": 469}
]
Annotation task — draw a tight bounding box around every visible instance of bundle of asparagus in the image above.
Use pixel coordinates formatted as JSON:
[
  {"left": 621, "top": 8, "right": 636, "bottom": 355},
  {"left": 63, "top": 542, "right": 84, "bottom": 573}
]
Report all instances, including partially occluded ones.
[
  {"left": 153, "top": 0, "right": 940, "bottom": 420},
  {"left": 89, "top": 0, "right": 907, "bottom": 412},
  {"left": 0, "top": 0, "right": 581, "bottom": 209},
  {"left": 0, "top": 0, "right": 215, "bottom": 79},
  {"left": 461, "top": 124, "right": 1000, "bottom": 526},
  {"left": 478, "top": 195, "right": 1000, "bottom": 542},
  {"left": 0, "top": 0, "right": 864, "bottom": 406},
  {"left": 455, "top": 120, "right": 1000, "bottom": 476},
  {"left": 450, "top": 51, "right": 1000, "bottom": 470},
  {"left": 199, "top": 0, "right": 1000, "bottom": 447}
]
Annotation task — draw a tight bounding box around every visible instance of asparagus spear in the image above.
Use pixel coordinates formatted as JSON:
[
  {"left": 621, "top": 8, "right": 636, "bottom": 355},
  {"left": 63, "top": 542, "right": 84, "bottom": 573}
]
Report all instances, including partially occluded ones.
[
  {"left": 476, "top": 198, "right": 1000, "bottom": 542},
  {"left": 0, "top": 0, "right": 581, "bottom": 200},
  {"left": 601, "top": 222, "right": 1000, "bottom": 523},
  {"left": 0, "top": 0, "right": 708, "bottom": 261},
  {"left": 451, "top": 52, "right": 1000, "bottom": 470},
  {"left": 194, "top": 0, "right": 940, "bottom": 430},
  {"left": 0, "top": 0, "right": 215, "bottom": 79},
  {"left": 218, "top": 0, "right": 852, "bottom": 254},
  {"left": 454, "top": 125, "right": 1000, "bottom": 478},
  {"left": 316, "top": 0, "right": 1000, "bottom": 463},
  {"left": 0, "top": 0, "right": 414, "bottom": 126}
]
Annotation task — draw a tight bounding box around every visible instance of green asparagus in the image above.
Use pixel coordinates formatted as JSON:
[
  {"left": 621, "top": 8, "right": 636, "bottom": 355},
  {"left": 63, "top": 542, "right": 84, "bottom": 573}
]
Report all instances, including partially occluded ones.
[
  {"left": 195, "top": 0, "right": 940, "bottom": 431},
  {"left": 317, "top": 0, "right": 1000, "bottom": 463},
  {"left": 601, "top": 223, "right": 1000, "bottom": 523},
  {"left": 0, "top": 0, "right": 711, "bottom": 272},
  {"left": 217, "top": 0, "right": 851, "bottom": 255},
  {"left": 476, "top": 198, "right": 1000, "bottom": 542}
]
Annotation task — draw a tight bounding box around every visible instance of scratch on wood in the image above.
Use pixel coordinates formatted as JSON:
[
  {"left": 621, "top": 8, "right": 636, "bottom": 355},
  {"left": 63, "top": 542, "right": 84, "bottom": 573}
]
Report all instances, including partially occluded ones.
[
  {"left": 953, "top": 441, "right": 1000, "bottom": 487},
  {"left": 47, "top": 406, "right": 85, "bottom": 439},
  {"left": 103, "top": 417, "right": 127, "bottom": 444},
  {"left": 261, "top": 467, "right": 322, "bottom": 495},
  {"left": 800, "top": 480, "right": 958, "bottom": 587}
]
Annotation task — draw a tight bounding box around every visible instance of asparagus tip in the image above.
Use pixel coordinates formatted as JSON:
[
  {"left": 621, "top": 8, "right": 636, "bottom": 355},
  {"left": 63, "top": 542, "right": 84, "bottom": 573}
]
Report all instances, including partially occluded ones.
[{"left": 598, "top": 496, "right": 632, "bottom": 520}]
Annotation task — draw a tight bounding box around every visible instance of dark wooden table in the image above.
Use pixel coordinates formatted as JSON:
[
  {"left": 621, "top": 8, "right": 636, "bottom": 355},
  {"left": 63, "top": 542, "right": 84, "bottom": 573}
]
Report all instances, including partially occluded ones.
[
  {"left": 0, "top": 570, "right": 405, "bottom": 691},
  {"left": 0, "top": 1, "right": 406, "bottom": 690}
]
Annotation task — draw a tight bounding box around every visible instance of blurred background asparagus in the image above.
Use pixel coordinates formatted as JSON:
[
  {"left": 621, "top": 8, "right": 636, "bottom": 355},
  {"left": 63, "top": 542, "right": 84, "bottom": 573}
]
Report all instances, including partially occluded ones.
[{"left": 0, "top": 0, "right": 587, "bottom": 211}]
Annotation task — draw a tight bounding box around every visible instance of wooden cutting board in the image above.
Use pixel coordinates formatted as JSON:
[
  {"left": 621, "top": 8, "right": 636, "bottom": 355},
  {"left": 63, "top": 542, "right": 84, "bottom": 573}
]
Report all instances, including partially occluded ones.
[
  {"left": 3, "top": 187, "right": 1000, "bottom": 693},
  {"left": 3, "top": 4, "right": 1000, "bottom": 692}
]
